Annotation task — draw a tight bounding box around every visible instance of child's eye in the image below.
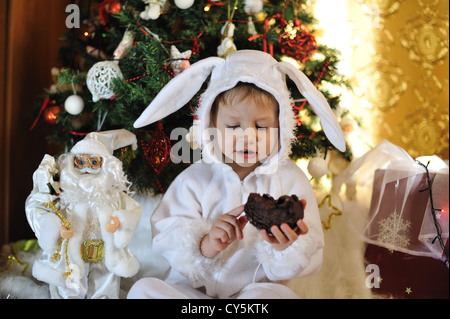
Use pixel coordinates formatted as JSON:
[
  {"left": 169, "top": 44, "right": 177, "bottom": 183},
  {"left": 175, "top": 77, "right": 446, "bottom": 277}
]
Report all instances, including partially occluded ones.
[{"left": 226, "top": 125, "right": 240, "bottom": 129}]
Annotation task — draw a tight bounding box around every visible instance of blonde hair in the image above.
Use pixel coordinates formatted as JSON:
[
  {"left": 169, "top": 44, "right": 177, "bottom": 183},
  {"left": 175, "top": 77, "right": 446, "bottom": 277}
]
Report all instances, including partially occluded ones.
[{"left": 210, "top": 82, "right": 279, "bottom": 126}]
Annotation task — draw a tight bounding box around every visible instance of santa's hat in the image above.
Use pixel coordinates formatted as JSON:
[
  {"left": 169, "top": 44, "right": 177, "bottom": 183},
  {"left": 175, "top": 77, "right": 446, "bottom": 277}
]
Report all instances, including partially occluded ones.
[{"left": 71, "top": 129, "right": 138, "bottom": 157}]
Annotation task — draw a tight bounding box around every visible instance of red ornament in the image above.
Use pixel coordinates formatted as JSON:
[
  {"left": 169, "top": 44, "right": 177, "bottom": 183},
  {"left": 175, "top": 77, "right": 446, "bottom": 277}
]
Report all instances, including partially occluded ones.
[
  {"left": 44, "top": 105, "right": 62, "bottom": 125},
  {"left": 141, "top": 122, "right": 172, "bottom": 175},
  {"left": 109, "top": 1, "right": 121, "bottom": 14},
  {"left": 279, "top": 20, "right": 318, "bottom": 63}
]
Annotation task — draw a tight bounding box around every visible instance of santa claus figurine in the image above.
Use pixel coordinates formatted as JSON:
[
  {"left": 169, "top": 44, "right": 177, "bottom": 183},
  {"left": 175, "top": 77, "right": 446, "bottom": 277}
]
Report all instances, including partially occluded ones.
[{"left": 25, "top": 129, "right": 142, "bottom": 299}]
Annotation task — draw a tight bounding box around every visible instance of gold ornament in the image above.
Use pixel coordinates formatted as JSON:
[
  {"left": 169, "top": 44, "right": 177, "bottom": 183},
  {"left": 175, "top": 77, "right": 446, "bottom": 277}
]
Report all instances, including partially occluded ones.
[
  {"left": 81, "top": 241, "right": 104, "bottom": 263},
  {"left": 44, "top": 201, "right": 73, "bottom": 278},
  {"left": 319, "top": 194, "right": 343, "bottom": 231}
]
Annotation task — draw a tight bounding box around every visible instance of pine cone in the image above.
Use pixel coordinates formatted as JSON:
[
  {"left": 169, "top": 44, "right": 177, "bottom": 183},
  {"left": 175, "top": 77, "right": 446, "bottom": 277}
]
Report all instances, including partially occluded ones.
[{"left": 244, "top": 193, "right": 304, "bottom": 234}]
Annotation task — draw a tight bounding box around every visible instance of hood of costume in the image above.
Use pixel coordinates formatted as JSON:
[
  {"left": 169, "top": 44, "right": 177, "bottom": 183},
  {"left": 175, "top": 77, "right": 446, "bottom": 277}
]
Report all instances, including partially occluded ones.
[{"left": 134, "top": 50, "right": 345, "bottom": 166}]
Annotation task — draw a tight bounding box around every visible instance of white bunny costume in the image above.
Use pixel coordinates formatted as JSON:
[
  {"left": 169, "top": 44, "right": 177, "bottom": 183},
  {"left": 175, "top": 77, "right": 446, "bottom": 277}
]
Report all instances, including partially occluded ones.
[{"left": 128, "top": 50, "right": 345, "bottom": 299}]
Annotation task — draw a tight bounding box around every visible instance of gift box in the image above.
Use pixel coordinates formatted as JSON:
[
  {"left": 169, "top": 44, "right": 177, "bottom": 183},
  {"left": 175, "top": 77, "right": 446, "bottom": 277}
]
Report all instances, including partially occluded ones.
[
  {"left": 332, "top": 140, "right": 449, "bottom": 298},
  {"left": 365, "top": 244, "right": 449, "bottom": 299},
  {"left": 364, "top": 162, "right": 449, "bottom": 299},
  {"left": 366, "top": 168, "right": 449, "bottom": 261}
]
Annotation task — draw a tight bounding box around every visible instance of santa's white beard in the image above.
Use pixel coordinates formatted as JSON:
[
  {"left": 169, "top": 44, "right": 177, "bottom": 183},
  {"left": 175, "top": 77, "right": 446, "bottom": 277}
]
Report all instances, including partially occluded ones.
[{"left": 59, "top": 165, "right": 116, "bottom": 207}]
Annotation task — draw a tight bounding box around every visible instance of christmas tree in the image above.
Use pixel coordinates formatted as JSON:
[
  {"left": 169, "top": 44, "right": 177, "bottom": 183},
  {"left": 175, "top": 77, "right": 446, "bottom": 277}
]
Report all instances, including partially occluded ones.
[{"left": 31, "top": 0, "right": 352, "bottom": 194}]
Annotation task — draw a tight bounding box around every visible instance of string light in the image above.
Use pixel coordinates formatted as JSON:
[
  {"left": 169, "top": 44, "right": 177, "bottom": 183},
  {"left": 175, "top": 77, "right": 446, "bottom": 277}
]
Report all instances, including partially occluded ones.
[{"left": 417, "top": 160, "right": 449, "bottom": 266}]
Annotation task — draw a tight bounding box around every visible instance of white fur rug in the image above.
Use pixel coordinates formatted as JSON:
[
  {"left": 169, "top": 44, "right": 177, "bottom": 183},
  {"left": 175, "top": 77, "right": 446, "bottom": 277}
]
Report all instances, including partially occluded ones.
[{"left": 1, "top": 191, "right": 373, "bottom": 299}]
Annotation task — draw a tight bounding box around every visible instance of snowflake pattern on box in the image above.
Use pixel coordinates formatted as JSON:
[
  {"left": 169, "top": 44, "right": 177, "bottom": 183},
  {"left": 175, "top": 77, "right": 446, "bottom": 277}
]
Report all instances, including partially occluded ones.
[{"left": 377, "top": 212, "right": 412, "bottom": 250}]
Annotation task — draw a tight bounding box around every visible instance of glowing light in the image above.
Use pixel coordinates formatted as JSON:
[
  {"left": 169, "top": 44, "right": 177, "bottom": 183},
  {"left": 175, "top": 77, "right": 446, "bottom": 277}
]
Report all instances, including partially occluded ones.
[
  {"left": 84, "top": 32, "right": 89, "bottom": 37},
  {"left": 280, "top": 56, "right": 300, "bottom": 68},
  {"left": 204, "top": 5, "right": 211, "bottom": 11}
]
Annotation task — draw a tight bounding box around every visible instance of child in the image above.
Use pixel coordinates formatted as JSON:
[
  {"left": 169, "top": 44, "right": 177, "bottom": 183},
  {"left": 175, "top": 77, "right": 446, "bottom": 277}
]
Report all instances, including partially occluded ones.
[{"left": 128, "top": 50, "right": 345, "bottom": 299}]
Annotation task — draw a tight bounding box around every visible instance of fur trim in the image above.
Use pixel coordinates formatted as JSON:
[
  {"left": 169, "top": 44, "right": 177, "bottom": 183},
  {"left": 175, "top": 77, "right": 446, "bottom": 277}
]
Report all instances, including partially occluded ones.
[
  {"left": 70, "top": 139, "right": 110, "bottom": 157},
  {"left": 169, "top": 220, "right": 222, "bottom": 285},
  {"left": 255, "top": 228, "right": 324, "bottom": 281},
  {"left": 196, "top": 52, "right": 297, "bottom": 162}
]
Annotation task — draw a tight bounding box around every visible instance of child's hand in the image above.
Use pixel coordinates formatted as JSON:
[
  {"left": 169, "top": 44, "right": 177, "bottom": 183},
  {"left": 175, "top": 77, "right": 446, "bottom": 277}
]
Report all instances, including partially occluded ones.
[
  {"left": 260, "top": 219, "right": 308, "bottom": 251},
  {"left": 260, "top": 199, "right": 308, "bottom": 251},
  {"left": 200, "top": 205, "right": 247, "bottom": 258}
]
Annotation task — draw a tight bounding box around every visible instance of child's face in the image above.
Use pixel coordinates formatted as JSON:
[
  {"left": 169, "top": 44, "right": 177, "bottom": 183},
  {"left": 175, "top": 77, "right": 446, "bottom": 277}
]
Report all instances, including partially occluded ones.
[{"left": 213, "top": 96, "right": 280, "bottom": 168}]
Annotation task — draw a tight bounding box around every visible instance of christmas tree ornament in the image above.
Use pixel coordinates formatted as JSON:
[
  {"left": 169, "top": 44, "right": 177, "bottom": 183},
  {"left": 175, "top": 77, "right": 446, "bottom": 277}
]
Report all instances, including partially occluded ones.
[
  {"left": 87, "top": 60, "right": 123, "bottom": 102},
  {"left": 185, "top": 119, "right": 201, "bottom": 150},
  {"left": 64, "top": 95, "right": 85, "bottom": 115},
  {"left": 307, "top": 156, "right": 328, "bottom": 178},
  {"left": 140, "top": 0, "right": 166, "bottom": 20},
  {"left": 44, "top": 105, "right": 62, "bottom": 125},
  {"left": 174, "top": 0, "right": 194, "bottom": 9},
  {"left": 169, "top": 45, "right": 192, "bottom": 75},
  {"left": 113, "top": 30, "right": 135, "bottom": 59},
  {"left": 247, "top": 17, "right": 258, "bottom": 36},
  {"left": 141, "top": 122, "right": 172, "bottom": 174},
  {"left": 244, "top": 0, "right": 263, "bottom": 15},
  {"left": 109, "top": 0, "right": 121, "bottom": 14},
  {"left": 279, "top": 20, "right": 318, "bottom": 63},
  {"left": 25, "top": 130, "right": 142, "bottom": 299},
  {"left": 217, "top": 22, "right": 237, "bottom": 57}
]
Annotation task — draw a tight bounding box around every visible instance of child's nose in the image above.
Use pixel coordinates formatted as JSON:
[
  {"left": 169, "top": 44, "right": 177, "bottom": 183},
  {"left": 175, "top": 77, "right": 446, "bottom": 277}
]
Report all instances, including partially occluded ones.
[{"left": 236, "top": 127, "right": 257, "bottom": 144}]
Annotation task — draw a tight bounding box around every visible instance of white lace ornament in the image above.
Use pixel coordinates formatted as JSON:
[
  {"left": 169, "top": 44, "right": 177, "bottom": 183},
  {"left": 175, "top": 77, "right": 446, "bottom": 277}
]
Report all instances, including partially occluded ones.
[{"left": 87, "top": 60, "right": 123, "bottom": 102}]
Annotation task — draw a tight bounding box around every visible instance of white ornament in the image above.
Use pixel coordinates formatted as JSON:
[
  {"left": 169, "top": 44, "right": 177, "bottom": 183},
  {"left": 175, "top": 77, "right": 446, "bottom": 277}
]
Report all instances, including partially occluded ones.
[
  {"left": 247, "top": 16, "right": 258, "bottom": 36},
  {"left": 140, "top": 0, "right": 166, "bottom": 20},
  {"left": 307, "top": 157, "right": 328, "bottom": 178},
  {"left": 170, "top": 45, "right": 192, "bottom": 75},
  {"left": 217, "top": 22, "right": 237, "bottom": 58},
  {"left": 87, "top": 60, "right": 123, "bottom": 102},
  {"left": 185, "top": 119, "right": 201, "bottom": 149},
  {"left": 244, "top": 0, "right": 263, "bottom": 15},
  {"left": 174, "top": 0, "right": 194, "bottom": 9},
  {"left": 113, "top": 30, "right": 135, "bottom": 59},
  {"left": 64, "top": 95, "right": 85, "bottom": 115}
]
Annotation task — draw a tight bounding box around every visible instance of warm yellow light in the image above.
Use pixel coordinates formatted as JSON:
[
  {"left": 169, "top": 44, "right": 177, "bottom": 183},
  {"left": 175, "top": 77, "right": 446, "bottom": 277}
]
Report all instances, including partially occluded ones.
[
  {"left": 280, "top": 56, "right": 300, "bottom": 68},
  {"left": 314, "top": 0, "right": 376, "bottom": 150},
  {"left": 204, "top": 5, "right": 210, "bottom": 12}
]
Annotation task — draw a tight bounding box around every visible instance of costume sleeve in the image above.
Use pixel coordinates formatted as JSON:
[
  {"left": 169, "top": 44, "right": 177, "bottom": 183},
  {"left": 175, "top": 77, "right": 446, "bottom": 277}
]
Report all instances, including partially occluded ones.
[
  {"left": 255, "top": 163, "right": 325, "bottom": 281},
  {"left": 151, "top": 168, "right": 217, "bottom": 287}
]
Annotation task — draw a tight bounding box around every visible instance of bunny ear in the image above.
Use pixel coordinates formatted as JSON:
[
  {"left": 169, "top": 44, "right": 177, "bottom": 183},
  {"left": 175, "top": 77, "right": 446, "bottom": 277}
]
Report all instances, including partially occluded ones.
[
  {"left": 133, "top": 56, "right": 224, "bottom": 128},
  {"left": 275, "top": 61, "right": 346, "bottom": 152}
]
